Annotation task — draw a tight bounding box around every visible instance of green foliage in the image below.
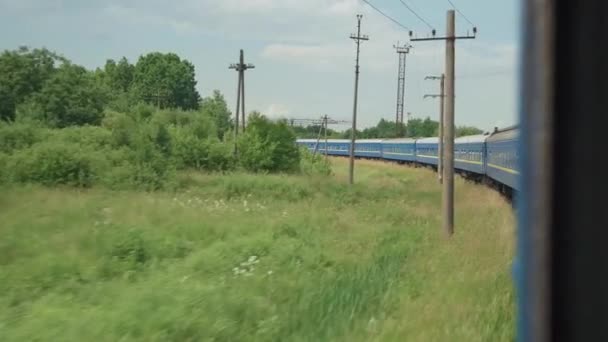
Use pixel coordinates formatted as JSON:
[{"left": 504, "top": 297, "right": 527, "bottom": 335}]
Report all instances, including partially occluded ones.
[
  {"left": 0, "top": 84, "right": 16, "bottom": 121},
  {"left": 4, "top": 142, "right": 104, "bottom": 187},
  {"left": 238, "top": 115, "right": 300, "bottom": 173},
  {"left": 23, "top": 63, "right": 106, "bottom": 127},
  {"left": 103, "top": 57, "right": 134, "bottom": 93},
  {"left": 0, "top": 122, "right": 46, "bottom": 153},
  {"left": 406, "top": 117, "right": 439, "bottom": 138},
  {"left": 47, "top": 126, "right": 114, "bottom": 150},
  {"left": 0, "top": 45, "right": 313, "bottom": 189},
  {"left": 332, "top": 118, "right": 484, "bottom": 139},
  {"left": 200, "top": 90, "right": 232, "bottom": 139},
  {"left": 0, "top": 47, "right": 66, "bottom": 121},
  {"left": 299, "top": 147, "right": 332, "bottom": 176},
  {"left": 456, "top": 125, "right": 485, "bottom": 137},
  {"left": 101, "top": 110, "right": 138, "bottom": 147},
  {"left": 132, "top": 52, "right": 201, "bottom": 110}
]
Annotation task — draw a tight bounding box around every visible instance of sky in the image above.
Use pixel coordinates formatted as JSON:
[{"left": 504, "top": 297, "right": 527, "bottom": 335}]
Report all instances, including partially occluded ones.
[{"left": 0, "top": 0, "right": 521, "bottom": 131}]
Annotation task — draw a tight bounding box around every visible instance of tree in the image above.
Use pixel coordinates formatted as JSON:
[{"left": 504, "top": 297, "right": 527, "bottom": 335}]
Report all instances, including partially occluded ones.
[
  {"left": 238, "top": 114, "right": 300, "bottom": 172},
  {"left": 26, "top": 63, "right": 106, "bottom": 127},
  {"left": 104, "top": 57, "right": 134, "bottom": 93},
  {"left": 406, "top": 117, "right": 439, "bottom": 138},
  {"left": 456, "top": 126, "right": 484, "bottom": 137},
  {"left": 132, "top": 52, "right": 201, "bottom": 110},
  {"left": 200, "top": 90, "right": 232, "bottom": 139},
  {"left": 0, "top": 85, "right": 16, "bottom": 121},
  {"left": 0, "top": 47, "right": 66, "bottom": 121}
]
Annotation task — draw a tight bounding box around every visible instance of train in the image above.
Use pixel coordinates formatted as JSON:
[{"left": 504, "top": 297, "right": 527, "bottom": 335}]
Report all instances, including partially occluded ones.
[{"left": 297, "top": 125, "right": 519, "bottom": 194}]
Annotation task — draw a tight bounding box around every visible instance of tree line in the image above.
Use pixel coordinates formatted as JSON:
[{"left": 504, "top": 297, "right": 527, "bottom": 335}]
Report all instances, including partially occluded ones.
[
  {"left": 0, "top": 47, "right": 328, "bottom": 190},
  {"left": 292, "top": 117, "right": 484, "bottom": 140}
]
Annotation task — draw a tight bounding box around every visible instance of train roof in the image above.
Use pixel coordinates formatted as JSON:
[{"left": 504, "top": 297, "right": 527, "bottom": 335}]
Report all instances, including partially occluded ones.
[
  {"left": 355, "top": 139, "right": 384, "bottom": 143},
  {"left": 381, "top": 138, "right": 416, "bottom": 143},
  {"left": 487, "top": 126, "right": 519, "bottom": 142},
  {"left": 296, "top": 139, "right": 384, "bottom": 143},
  {"left": 416, "top": 137, "right": 439, "bottom": 144},
  {"left": 455, "top": 134, "right": 488, "bottom": 143},
  {"left": 296, "top": 139, "right": 349, "bottom": 143}
]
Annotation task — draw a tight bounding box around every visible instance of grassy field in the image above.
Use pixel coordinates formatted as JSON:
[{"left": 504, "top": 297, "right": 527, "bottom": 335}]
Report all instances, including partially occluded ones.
[{"left": 0, "top": 158, "right": 515, "bottom": 341}]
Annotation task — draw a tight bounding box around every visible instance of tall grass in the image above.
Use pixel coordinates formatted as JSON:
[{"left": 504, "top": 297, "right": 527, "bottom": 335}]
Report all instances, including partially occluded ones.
[{"left": 0, "top": 158, "right": 515, "bottom": 341}]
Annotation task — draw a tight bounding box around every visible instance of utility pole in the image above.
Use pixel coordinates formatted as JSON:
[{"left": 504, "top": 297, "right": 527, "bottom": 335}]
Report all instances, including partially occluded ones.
[
  {"left": 424, "top": 74, "right": 445, "bottom": 184},
  {"left": 229, "top": 49, "right": 255, "bottom": 144},
  {"left": 289, "top": 116, "right": 348, "bottom": 159},
  {"left": 394, "top": 43, "right": 412, "bottom": 138},
  {"left": 143, "top": 89, "right": 169, "bottom": 109},
  {"left": 323, "top": 115, "right": 329, "bottom": 161},
  {"left": 349, "top": 14, "right": 369, "bottom": 185},
  {"left": 411, "top": 10, "right": 476, "bottom": 237}
]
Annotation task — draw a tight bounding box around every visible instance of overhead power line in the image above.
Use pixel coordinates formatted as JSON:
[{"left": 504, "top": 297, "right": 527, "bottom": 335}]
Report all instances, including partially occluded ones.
[
  {"left": 398, "top": 0, "right": 434, "bottom": 30},
  {"left": 447, "top": 0, "right": 475, "bottom": 27},
  {"left": 360, "top": 0, "right": 410, "bottom": 31}
]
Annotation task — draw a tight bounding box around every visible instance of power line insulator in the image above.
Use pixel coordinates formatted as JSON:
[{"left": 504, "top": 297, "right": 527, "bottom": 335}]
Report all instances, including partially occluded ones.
[
  {"left": 473, "top": 27, "right": 477, "bottom": 35},
  {"left": 432, "top": 29, "right": 436, "bottom": 36}
]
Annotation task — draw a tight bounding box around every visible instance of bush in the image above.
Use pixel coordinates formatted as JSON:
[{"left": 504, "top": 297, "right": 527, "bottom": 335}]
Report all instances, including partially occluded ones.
[
  {"left": 102, "top": 110, "right": 137, "bottom": 147},
  {"left": 47, "top": 126, "right": 114, "bottom": 150},
  {"left": 0, "top": 122, "right": 46, "bottom": 154},
  {"left": 238, "top": 115, "right": 300, "bottom": 173},
  {"left": 5, "top": 142, "right": 106, "bottom": 187},
  {"left": 0, "top": 152, "right": 8, "bottom": 182},
  {"left": 300, "top": 148, "right": 332, "bottom": 176}
]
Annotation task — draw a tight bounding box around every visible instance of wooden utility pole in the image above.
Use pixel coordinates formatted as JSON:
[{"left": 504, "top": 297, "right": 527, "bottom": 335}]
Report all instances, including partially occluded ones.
[
  {"left": 424, "top": 74, "right": 445, "bottom": 183},
  {"left": 349, "top": 14, "right": 369, "bottom": 185},
  {"left": 411, "top": 10, "right": 476, "bottom": 237},
  {"left": 229, "top": 50, "right": 255, "bottom": 153}
]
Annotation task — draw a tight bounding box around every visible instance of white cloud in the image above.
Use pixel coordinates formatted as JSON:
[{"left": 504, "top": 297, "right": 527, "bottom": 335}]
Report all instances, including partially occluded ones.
[
  {"left": 265, "top": 103, "right": 291, "bottom": 118},
  {"left": 261, "top": 43, "right": 351, "bottom": 71}
]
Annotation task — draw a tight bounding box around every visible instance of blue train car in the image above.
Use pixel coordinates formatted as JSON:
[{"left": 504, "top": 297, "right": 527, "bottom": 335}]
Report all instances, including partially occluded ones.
[
  {"left": 486, "top": 126, "right": 519, "bottom": 190},
  {"left": 416, "top": 137, "right": 440, "bottom": 166},
  {"left": 381, "top": 138, "right": 417, "bottom": 162},
  {"left": 454, "top": 135, "right": 487, "bottom": 174},
  {"left": 296, "top": 139, "right": 349, "bottom": 156},
  {"left": 324, "top": 139, "right": 350, "bottom": 156},
  {"left": 354, "top": 139, "right": 383, "bottom": 158}
]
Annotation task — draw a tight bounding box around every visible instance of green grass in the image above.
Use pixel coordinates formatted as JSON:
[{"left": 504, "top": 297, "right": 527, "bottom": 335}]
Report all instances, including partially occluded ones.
[{"left": 0, "top": 158, "right": 515, "bottom": 341}]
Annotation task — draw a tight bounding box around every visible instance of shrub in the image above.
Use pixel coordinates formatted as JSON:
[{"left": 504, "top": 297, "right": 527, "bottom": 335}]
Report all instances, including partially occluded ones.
[
  {"left": 207, "top": 139, "right": 235, "bottom": 171},
  {"left": 0, "top": 122, "right": 46, "bottom": 154},
  {"left": 238, "top": 115, "right": 300, "bottom": 173},
  {"left": 125, "top": 129, "right": 177, "bottom": 190},
  {"left": 300, "top": 148, "right": 332, "bottom": 176},
  {"left": 5, "top": 142, "right": 106, "bottom": 187},
  {"left": 47, "top": 126, "right": 114, "bottom": 150},
  {"left": 102, "top": 110, "right": 137, "bottom": 147},
  {"left": 170, "top": 127, "right": 210, "bottom": 170},
  {"left": 0, "top": 152, "right": 7, "bottom": 182},
  {"left": 170, "top": 126, "right": 234, "bottom": 172}
]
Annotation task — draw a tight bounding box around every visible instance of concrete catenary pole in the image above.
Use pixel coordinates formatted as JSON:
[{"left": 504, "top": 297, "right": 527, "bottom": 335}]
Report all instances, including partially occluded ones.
[
  {"left": 240, "top": 50, "right": 246, "bottom": 132},
  {"left": 349, "top": 14, "right": 369, "bottom": 185},
  {"left": 324, "top": 115, "right": 329, "bottom": 161},
  {"left": 439, "top": 74, "right": 445, "bottom": 184},
  {"left": 443, "top": 10, "right": 456, "bottom": 237}
]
